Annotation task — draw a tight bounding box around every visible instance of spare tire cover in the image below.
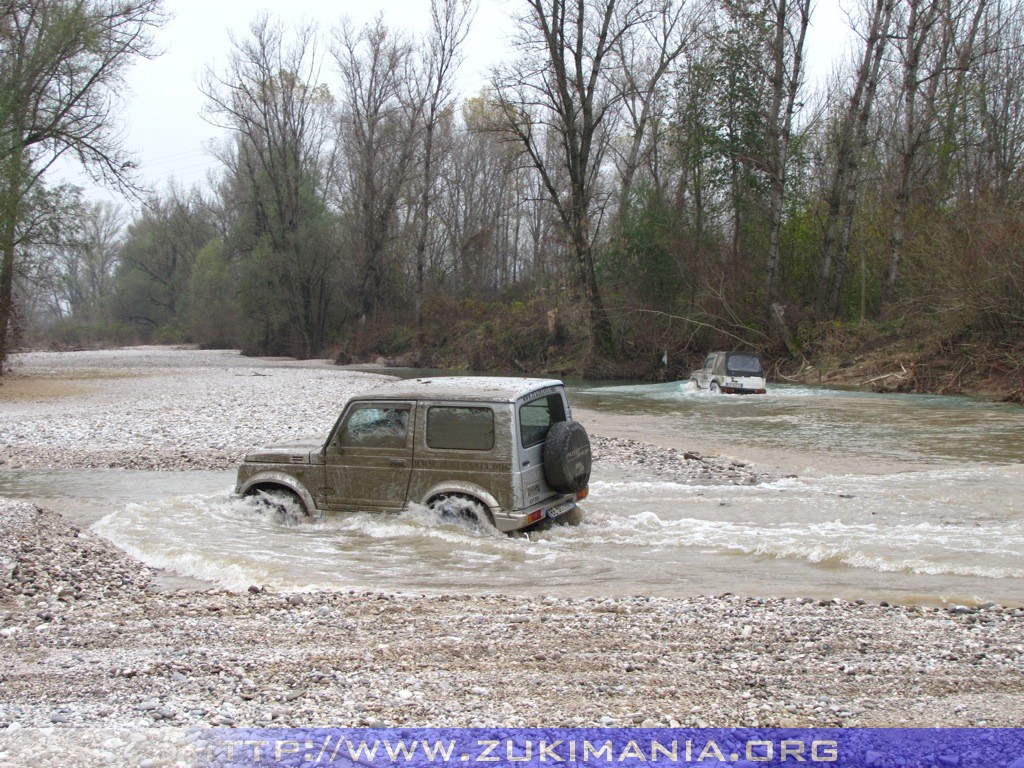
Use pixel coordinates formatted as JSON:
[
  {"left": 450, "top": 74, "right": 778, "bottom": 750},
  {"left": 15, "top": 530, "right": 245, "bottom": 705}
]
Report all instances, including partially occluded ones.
[{"left": 542, "top": 420, "right": 592, "bottom": 494}]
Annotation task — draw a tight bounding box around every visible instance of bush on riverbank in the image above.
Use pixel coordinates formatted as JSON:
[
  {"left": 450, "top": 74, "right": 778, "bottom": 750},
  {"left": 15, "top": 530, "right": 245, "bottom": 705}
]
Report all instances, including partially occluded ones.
[
  {"left": 781, "top": 320, "right": 1024, "bottom": 401},
  {"left": 18, "top": 290, "right": 1024, "bottom": 402}
]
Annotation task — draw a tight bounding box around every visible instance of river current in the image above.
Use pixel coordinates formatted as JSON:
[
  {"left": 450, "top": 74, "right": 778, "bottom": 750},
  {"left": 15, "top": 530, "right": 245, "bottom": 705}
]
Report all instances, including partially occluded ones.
[{"left": 2, "top": 379, "right": 1021, "bottom": 606}]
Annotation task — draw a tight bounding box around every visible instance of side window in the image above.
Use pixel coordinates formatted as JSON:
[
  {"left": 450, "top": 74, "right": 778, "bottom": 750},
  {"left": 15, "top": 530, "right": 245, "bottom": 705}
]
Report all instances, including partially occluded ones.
[
  {"left": 337, "top": 404, "right": 409, "bottom": 449},
  {"left": 519, "top": 394, "right": 566, "bottom": 448},
  {"left": 426, "top": 407, "right": 494, "bottom": 451}
]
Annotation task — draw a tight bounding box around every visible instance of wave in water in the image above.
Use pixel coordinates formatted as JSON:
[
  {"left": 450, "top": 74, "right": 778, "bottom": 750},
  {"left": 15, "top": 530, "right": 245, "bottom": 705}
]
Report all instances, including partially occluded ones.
[{"left": 91, "top": 485, "right": 1024, "bottom": 594}]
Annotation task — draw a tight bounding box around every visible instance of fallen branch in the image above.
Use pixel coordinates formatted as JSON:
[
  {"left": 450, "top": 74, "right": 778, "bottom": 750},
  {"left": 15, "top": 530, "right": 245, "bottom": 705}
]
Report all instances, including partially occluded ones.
[{"left": 862, "top": 363, "right": 908, "bottom": 385}]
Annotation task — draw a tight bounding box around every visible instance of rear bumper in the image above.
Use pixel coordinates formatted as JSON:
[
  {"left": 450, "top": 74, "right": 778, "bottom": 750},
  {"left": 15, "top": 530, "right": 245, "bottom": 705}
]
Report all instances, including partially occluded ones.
[{"left": 493, "top": 492, "right": 580, "bottom": 533}]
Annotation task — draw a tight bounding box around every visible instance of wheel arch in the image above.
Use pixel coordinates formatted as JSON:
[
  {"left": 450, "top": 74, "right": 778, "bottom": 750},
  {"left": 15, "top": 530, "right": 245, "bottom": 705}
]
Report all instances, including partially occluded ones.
[
  {"left": 238, "top": 472, "right": 320, "bottom": 517},
  {"left": 420, "top": 482, "right": 499, "bottom": 521}
]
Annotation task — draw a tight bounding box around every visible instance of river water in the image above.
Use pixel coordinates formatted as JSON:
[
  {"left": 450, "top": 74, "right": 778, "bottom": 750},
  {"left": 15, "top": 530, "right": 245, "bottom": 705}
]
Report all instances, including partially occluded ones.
[{"left": 2, "top": 379, "right": 1021, "bottom": 606}]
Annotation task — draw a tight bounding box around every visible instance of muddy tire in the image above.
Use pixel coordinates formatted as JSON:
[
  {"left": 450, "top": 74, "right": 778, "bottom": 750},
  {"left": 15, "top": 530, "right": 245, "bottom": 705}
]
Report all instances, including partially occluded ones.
[
  {"left": 429, "top": 494, "right": 494, "bottom": 529},
  {"left": 710, "top": 380, "right": 721, "bottom": 394},
  {"left": 542, "top": 420, "right": 592, "bottom": 494},
  {"left": 250, "top": 488, "right": 307, "bottom": 525},
  {"left": 558, "top": 506, "right": 585, "bottom": 526}
]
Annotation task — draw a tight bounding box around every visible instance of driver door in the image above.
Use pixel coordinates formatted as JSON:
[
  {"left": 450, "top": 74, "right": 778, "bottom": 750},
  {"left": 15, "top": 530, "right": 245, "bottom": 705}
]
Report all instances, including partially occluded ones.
[{"left": 321, "top": 401, "right": 415, "bottom": 513}]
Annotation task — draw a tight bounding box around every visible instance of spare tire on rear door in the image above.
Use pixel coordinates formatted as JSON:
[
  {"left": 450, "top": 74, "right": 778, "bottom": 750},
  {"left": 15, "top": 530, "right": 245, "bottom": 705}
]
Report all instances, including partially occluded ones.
[{"left": 542, "top": 419, "right": 592, "bottom": 493}]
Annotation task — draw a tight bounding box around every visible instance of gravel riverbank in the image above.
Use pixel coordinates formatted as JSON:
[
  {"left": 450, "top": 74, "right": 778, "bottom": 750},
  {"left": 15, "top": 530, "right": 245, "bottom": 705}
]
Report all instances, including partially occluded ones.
[
  {"left": 0, "top": 348, "right": 761, "bottom": 483},
  {"left": 1, "top": 347, "right": 1023, "bottom": 747},
  {"left": 3, "top": 498, "right": 1023, "bottom": 732}
]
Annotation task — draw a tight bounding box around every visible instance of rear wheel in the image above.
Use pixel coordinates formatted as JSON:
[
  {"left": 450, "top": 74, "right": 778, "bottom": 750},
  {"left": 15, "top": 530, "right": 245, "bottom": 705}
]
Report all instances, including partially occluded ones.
[
  {"left": 710, "top": 380, "right": 721, "bottom": 394},
  {"left": 559, "top": 506, "right": 585, "bottom": 526},
  {"left": 428, "top": 494, "right": 494, "bottom": 529}
]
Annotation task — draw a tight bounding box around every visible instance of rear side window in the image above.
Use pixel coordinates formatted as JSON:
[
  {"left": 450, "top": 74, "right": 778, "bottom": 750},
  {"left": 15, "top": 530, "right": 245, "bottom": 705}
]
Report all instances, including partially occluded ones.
[
  {"left": 519, "top": 394, "right": 566, "bottom": 447},
  {"left": 427, "top": 406, "right": 495, "bottom": 451}
]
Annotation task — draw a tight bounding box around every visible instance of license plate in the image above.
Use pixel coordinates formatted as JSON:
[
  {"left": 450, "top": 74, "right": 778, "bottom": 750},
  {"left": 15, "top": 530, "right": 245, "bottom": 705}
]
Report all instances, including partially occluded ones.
[{"left": 545, "top": 501, "right": 576, "bottom": 520}]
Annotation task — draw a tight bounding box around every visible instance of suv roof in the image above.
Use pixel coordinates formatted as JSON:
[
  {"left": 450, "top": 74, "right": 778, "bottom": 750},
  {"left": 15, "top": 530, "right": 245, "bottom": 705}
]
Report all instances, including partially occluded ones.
[{"left": 361, "top": 376, "right": 564, "bottom": 403}]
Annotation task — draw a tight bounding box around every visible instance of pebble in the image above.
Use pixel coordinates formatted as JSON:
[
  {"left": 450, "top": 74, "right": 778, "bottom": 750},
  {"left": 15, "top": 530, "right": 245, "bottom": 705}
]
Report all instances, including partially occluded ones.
[{"left": 0, "top": 347, "right": 1022, "bottom": 748}]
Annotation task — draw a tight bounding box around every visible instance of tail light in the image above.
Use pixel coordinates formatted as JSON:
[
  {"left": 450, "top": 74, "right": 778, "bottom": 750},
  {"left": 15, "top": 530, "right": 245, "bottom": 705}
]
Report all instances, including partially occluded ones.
[{"left": 576, "top": 487, "right": 589, "bottom": 501}]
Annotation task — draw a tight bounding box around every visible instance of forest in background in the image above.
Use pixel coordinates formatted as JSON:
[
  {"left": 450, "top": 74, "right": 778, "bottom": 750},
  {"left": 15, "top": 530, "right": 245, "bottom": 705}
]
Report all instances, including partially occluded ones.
[{"left": 3, "top": 0, "right": 1024, "bottom": 397}]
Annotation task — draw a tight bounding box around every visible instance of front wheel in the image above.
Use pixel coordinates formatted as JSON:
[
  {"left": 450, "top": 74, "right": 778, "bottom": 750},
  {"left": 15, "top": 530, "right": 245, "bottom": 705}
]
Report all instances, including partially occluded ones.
[{"left": 249, "top": 488, "right": 308, "bottom": 525}]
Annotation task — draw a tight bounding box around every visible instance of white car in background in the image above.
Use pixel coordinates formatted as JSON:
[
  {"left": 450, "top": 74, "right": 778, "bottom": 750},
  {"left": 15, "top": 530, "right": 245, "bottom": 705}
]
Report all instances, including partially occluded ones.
[{"left": 691, "top": 351, "right": 767, "bottom": 394}]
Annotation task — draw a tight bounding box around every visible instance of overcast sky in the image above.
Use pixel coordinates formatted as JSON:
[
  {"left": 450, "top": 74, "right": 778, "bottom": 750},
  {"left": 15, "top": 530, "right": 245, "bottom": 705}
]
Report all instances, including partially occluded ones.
[{"left": 54, "top": 0, "right": 852, "bottom": 207}]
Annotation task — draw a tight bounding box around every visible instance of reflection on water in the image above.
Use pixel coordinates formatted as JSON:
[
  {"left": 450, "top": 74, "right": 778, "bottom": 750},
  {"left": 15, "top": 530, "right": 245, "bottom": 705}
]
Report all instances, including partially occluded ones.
[{"left": 1, "top": 379, "right": 1022, "bottom": 606}]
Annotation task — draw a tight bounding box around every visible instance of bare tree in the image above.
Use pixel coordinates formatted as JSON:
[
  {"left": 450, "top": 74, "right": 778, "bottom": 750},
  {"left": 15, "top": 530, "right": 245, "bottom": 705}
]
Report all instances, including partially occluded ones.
[
  {"left": 0, "top": 0, "right": 164, "bottom": 373},
  {"left": 971, "top": 1, "right": 1024, "bottom": 204},
  {"left": 613, "top": 0, "right": 704, "bottom": 207},
  {"left": 412, "top": 0, "right": 473, "bottom": 350},
  {"left": 761, "top": 0, "right": 812, "bottom": 309},
  {"left": 51, "top": 200, "right": 124, "bottom": 322},
  {"left": 881, "top": 0, "right": 961, "bottom": 313},
  {"left": 816, "top": 0, "right": 895, "bottom": 317},
  {"left": 203, "top": 15, "right": 339, "bottom": 357},
  {"left": 493, "top": 0, "right": 661, "bottom": 355},
  {"left": 333, "top": 15, "right": 420, "bottom": 321}
]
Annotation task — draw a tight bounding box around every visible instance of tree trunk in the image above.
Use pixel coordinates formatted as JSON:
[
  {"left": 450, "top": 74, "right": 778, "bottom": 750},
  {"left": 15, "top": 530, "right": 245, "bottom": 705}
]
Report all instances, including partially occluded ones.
[
  {"left": 765, "top": 0, "right": 811, "bottom": 310},
  {"left": 0, "top": 230, "right": 15, "bottom": 376},
  {"left": 0, "top": 154, "right": 25, "bottom": 376},
  {"left": 817, "top": 0, "right": 893, "bottom": 317},
  {"left": 414, "top": 118, "right": 434, "bottom": 353},
  {"left": 882, "top": 0, "right": 945, "bottom": 314}
]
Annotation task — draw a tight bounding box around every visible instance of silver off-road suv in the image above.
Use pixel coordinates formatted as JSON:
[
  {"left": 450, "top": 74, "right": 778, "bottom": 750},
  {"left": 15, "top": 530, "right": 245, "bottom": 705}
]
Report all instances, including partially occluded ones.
[{"left": 234, "top": 377, "right": 591, "bottom": 533}]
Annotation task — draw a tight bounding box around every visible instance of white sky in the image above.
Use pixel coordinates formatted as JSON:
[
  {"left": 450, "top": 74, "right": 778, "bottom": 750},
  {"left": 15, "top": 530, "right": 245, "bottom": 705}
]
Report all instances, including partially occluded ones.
[{"left": 54, "top": 0, "right": 853, "bottom": 206}]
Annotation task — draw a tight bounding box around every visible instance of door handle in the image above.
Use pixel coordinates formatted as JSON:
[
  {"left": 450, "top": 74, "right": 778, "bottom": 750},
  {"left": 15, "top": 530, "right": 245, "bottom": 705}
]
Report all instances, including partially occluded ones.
[{"left": 389, "top": 458, "right": 406, "bottom": 467}]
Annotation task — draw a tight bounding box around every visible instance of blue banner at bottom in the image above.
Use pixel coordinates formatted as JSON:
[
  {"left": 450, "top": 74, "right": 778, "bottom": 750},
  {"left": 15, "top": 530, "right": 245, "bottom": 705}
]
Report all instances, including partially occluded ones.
[{"left": 194, "top": 728, "right": 1024, "bottom": 768}]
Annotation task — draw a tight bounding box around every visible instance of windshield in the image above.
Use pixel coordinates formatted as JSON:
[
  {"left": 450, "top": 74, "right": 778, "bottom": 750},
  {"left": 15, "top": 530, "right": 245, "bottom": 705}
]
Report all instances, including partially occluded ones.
[{"left": 725, "top": 353, "right": 763, "bottom": 376}]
